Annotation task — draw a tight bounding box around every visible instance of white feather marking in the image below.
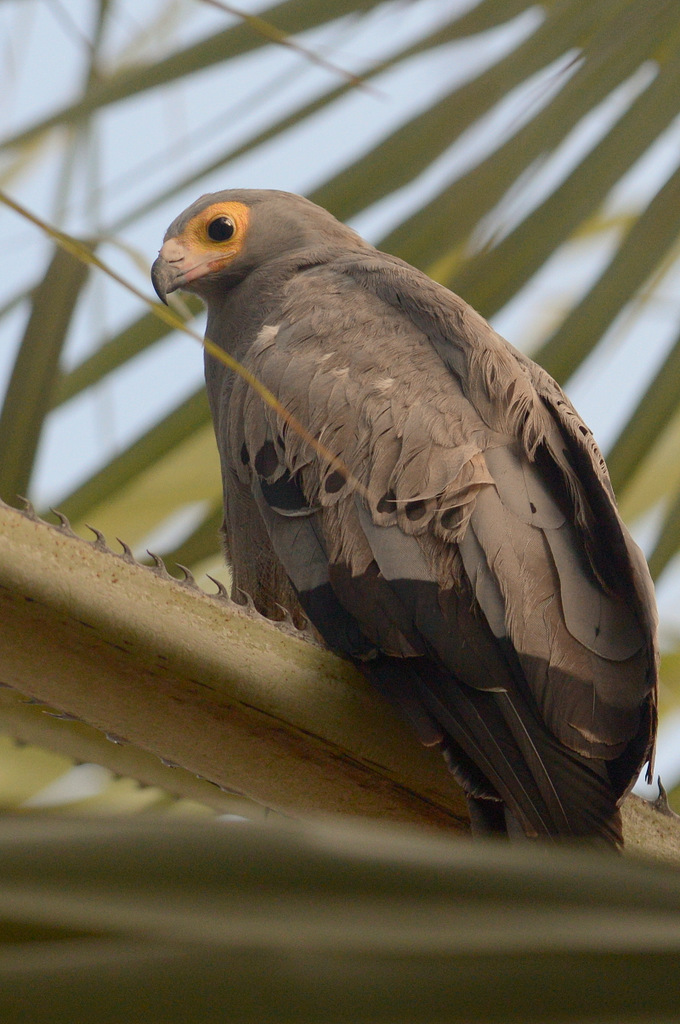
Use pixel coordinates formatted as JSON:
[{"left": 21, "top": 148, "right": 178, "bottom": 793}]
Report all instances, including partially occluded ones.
[
  {"left": 251, "top": 324, "right": 280, "bottom": 353},
  {"left": 373, "top": 377, "right": 396, "bottom": 392}
]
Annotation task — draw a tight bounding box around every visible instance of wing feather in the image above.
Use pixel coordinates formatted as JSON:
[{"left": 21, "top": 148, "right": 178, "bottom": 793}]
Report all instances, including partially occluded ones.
[{"left": 218, "top": 255, "right": 656, "bottom": 841}]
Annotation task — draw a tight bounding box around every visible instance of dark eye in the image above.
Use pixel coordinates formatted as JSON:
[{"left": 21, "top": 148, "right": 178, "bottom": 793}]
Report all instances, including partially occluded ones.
[{"left": 207, "top": 216, "right": 235, "bottom": 242}]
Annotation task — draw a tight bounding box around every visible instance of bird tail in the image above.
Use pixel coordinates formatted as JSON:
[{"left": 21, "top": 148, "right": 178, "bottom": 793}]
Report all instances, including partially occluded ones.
[{"left": 367, "top": 654, "right": 622, "bottom": 846}]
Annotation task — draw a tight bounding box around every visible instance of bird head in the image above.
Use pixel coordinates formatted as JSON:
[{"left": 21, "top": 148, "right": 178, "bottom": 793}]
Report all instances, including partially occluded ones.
[{"left": 151, "top": 188, "right": 363, "bottom": 304}]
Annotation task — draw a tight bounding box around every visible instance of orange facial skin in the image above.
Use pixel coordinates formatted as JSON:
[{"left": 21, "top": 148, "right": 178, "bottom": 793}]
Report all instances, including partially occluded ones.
[{"left": 156, "top": 201, "right": 250, "bottom": 292}]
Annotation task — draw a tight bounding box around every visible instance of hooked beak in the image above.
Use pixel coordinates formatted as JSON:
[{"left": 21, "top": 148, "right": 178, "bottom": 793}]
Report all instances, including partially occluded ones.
[
  {"left": 151, "top": 236, "right": 193, "bottom": 304},
  {"left": 151, "top": 236, "right": 199, "bottom": 304},
  {"left": 151, "top": 236, "right": 228, "bottom": 303},
  {"left": 151, "top": 254, "right": 181, "bottom": 305}
]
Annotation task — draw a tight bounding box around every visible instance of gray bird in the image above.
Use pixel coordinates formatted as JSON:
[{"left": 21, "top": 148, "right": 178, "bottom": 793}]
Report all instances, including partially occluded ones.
[{"left": 152, "top": 189, "right": 658, "bottom": 845}]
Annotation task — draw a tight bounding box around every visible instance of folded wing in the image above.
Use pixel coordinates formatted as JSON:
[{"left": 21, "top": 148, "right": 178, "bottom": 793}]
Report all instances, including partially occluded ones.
[{"left": 221, "top": 259, "right": 657, "bottom": 843}]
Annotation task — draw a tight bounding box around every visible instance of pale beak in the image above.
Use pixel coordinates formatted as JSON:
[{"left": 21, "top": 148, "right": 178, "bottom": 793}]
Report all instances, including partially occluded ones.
[{"left": 151, "top": 237, "right": 188, "bottom": 304}]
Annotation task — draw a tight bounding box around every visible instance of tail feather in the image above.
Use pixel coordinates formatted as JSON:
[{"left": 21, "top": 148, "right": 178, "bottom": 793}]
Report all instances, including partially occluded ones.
[
  {"left": 366, "top": 652, "right": 622, "bottom": 845},
  {"left": 413, "top": 665, "right": 562, "bottom": 838}
]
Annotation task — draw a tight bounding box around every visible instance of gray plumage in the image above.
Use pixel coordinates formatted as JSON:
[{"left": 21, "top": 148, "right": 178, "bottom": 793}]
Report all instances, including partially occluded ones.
[{"left": 152, "top": 188, "right": 658, "bottom": 845}]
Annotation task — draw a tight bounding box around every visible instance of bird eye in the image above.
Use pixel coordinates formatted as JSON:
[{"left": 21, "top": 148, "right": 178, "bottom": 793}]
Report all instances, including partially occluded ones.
[{"left": 207, "top": 216, "right": 235, "bottom": 242}]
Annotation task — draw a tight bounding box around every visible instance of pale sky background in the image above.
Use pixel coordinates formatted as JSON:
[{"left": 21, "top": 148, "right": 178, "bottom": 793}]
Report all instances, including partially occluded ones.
[{"left": 2, "top": 0, "right": 680, "bottom": 797}]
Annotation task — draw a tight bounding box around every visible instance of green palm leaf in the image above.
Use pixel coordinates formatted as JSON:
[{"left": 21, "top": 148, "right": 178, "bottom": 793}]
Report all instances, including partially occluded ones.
[{"left": 0, "top": 814, "right": 679, "bottom": 1022}]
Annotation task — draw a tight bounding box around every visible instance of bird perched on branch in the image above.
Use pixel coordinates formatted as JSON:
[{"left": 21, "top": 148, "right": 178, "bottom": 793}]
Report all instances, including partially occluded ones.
[{"left": 152, "top": 189, "right": 657, "bottom": 845}]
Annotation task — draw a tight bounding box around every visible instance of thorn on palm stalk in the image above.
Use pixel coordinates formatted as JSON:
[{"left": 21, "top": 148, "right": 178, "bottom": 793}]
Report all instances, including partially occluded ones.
[{"left": 652, "top": 777, "right": 680, "bottom": 819}]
